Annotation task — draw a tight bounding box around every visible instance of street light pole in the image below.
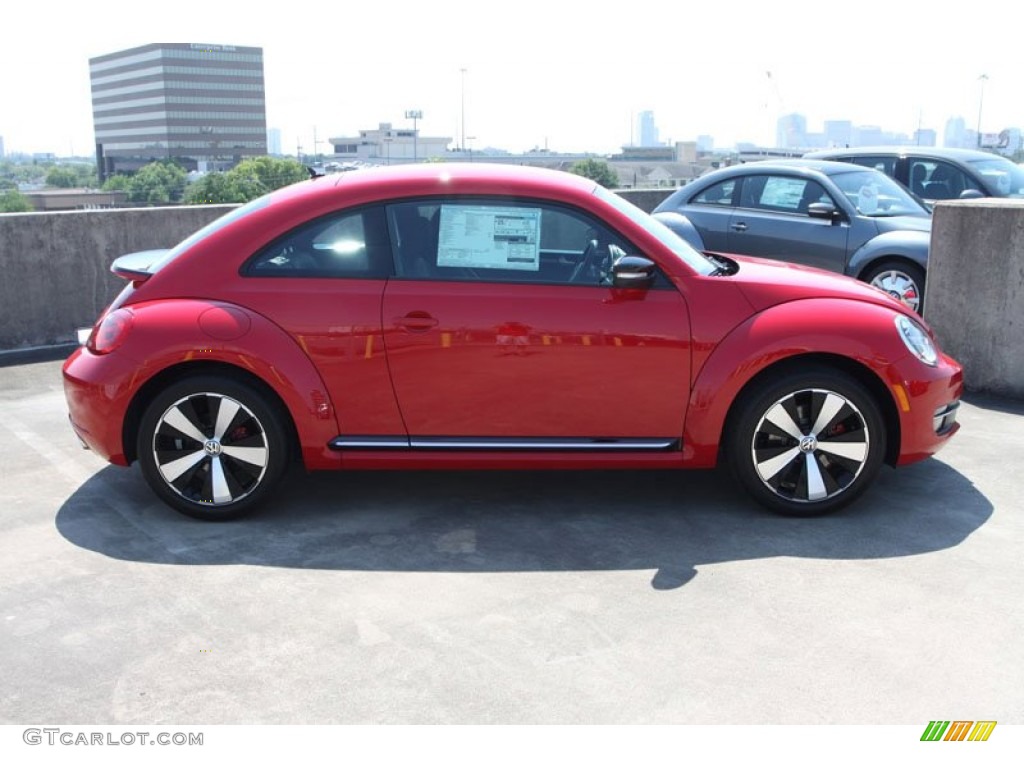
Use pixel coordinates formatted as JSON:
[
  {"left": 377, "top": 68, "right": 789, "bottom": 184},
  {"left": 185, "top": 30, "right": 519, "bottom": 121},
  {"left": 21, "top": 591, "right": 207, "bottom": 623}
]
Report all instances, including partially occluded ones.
[
  {"left": 976, "top": 74, "right": 989, "bottom": 148},
  {"left": 405, "top": 110, "right": 422, "bottom": 162},
  {"left": 460, "top": 68, "right": 467, "bottom": 152}
]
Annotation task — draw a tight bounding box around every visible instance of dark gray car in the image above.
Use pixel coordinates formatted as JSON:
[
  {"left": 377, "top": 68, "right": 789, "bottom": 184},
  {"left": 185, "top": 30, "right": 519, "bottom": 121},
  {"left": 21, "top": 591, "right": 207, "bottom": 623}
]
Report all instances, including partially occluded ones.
[
  {"left": 653, "top": 159, "right": 932, "bottom": 312},
  {"left": 805, "top": 146, "right": 1024, "bottom": 204}
]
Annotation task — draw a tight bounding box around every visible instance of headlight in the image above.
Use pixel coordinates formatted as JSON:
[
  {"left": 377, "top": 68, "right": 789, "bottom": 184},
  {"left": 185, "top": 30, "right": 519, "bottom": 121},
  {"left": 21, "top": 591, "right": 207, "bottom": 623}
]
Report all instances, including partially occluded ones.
[{"left": 895, "top": 315, "right": 938, "bottom": 366}]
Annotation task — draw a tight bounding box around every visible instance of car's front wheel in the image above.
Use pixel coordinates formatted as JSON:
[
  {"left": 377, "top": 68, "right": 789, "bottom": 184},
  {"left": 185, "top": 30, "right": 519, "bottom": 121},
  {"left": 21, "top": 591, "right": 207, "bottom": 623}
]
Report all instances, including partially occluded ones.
[
  {"left": 864, "top": 260, "right": 926, "bottom": 314},
  {"left": 137, "top": 375, "right": 290, "bottom": 520},
  {"left": 728, "top": 367, "right": 886, "bottom": 516}
]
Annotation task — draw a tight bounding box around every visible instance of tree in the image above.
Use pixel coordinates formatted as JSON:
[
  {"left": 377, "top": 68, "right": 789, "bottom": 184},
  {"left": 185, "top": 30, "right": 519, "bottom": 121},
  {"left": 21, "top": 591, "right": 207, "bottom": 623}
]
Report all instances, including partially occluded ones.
[
  {"left": 569, "top": 158, "right": 620, "bottom": 189},
  {"left": 101, "top": 174, "right": 131, "bottom": 192},
  {"left": 46, "top": 167, "right": 79, "bottom": 188},
  {"left": 0, "top": 190, "right": 33, "bottom": 212},
  {"left": 227, "top": 157, "right": 308, "bottom": 196},
  {"left": 74, "top": 163, "right": 99, "bottom": 188},
  {"left": 184, "top": 172, "right": 246, "bottom": 204},
  {"left": 184, "top": 156, "right": 309, "bottom": 205},
  {"left": 125, "top": 161, "right": 188, "bottom": 205}
]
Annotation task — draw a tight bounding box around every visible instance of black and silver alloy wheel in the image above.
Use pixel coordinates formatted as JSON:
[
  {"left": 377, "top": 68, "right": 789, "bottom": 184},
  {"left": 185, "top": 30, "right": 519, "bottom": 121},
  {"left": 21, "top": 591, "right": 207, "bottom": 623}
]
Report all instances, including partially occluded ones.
[
  {"left": 153, "top": 392, "right": 269, "bottom": 506},
  {"left": 138, "top": 376, "right": 289, "bottom": 520},
  {"left": 751, "top": 389, "right": 869, "bottom": 504},
  {"left": 729, "top": 367, "right": 885, "bottom": 516}
]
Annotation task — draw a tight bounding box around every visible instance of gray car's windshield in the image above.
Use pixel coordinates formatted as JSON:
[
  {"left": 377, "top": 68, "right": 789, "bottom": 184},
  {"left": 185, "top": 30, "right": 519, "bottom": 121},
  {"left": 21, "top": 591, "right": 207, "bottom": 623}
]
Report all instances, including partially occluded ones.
[
  {"left": 967, "top": 157, "right": 1024, "bottom": 197},
  {"left": 830, "top": 170, "right": 929, "bottom": 217},
  {"left": 596, "top": 186, "right": 717, "bottom": 275}
]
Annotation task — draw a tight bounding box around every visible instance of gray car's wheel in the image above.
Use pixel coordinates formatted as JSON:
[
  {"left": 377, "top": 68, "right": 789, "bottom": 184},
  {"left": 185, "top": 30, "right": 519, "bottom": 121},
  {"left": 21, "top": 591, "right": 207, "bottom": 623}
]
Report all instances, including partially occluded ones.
[
  {"left": 728, "top": 367, "right": 886, "bottom": 516},
  {"left": 137, "top": 375, "right": 289, "bottom": 520},
  {"left": 864, "top": 261, "right": 926, "bottom": 314}
]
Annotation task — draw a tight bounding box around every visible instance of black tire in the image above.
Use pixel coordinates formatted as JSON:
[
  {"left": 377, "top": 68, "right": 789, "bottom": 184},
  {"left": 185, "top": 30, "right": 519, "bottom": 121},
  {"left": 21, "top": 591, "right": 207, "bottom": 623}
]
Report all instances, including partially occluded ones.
[
  {"left": 727, "top": 366, "right": 886, "bottom": 516},
  {"left": 863, "top": 260, "right": 926, "bottom": 315},
  {"left": 136, "top": 375, "right": 290, "bottom": 520}
]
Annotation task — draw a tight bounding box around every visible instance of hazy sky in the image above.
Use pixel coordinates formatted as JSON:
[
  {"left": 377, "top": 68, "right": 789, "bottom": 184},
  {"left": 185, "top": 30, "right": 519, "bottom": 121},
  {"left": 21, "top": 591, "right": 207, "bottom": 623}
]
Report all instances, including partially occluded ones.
[{"left": 2, "top": 0, "right": 1020, "bottom": 157}]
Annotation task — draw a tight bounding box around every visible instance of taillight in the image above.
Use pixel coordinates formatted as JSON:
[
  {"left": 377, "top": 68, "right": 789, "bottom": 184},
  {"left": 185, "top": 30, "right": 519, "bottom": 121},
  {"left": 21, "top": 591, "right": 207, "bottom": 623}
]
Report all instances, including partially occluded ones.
[{"left": 88, "top": 308, "right": 134, "bottom": 354}]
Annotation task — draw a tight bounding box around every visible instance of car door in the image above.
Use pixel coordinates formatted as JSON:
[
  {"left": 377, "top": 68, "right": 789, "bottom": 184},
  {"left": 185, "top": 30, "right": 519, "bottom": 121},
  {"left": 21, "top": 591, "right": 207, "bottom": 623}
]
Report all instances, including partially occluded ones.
[
  {"left": 380, "top": 198, "right": 692, "bottom": 444},
  {"left": 727, "top": 174, "right": 851, "bottom": 274},
  {"left": 678, "top": 178, "right": 737, "bottom": 252}
]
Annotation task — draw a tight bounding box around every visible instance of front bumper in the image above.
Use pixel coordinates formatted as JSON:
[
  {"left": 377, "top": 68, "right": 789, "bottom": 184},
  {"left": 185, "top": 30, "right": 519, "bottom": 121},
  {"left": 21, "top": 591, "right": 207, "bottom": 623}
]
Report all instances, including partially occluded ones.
[{"left": 889, "top": 351, "right": 964, "bottom": 465}]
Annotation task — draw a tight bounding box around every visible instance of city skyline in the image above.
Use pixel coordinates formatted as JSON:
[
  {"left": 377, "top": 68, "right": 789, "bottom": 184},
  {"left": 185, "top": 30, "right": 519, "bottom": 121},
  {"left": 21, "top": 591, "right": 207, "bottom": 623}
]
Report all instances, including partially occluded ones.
[{"left": 2, "top": 0, "right": 1021, "bottom": 158}]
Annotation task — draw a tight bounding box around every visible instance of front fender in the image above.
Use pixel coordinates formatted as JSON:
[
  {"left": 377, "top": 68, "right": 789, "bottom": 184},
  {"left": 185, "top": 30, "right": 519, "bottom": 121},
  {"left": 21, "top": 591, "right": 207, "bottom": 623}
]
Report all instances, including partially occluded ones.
[
  {"left": 116, "top": 299, "right": 341, "bottom": 469},
  {"left": 847, "top": 230, "right": 929, "bottom": 277},
  {"left": 683, "top": 298, "right": 910, "bottom": 467}
]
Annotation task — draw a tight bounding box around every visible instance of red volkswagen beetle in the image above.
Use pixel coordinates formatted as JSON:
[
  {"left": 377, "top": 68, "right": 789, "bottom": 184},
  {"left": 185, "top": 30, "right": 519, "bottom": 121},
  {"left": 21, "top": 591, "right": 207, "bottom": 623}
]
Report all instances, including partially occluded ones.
[{"left": 62, "top": 164, "right": 962, "bottom": 520}]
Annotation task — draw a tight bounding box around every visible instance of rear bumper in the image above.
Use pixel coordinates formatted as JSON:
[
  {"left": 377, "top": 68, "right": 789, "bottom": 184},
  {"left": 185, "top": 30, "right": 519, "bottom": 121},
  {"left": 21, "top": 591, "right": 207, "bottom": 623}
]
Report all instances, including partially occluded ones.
[{"left": 62, "top": 346, "right": 139, "bottom": 466}]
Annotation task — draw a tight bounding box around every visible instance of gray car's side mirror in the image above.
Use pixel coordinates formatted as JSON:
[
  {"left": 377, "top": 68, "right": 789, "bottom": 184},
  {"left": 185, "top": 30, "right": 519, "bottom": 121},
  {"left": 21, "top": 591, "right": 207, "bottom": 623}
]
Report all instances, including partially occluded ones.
[
  {"left": 611, "top": 255, "right": 656, "bottom": 289},
  {"left": 959, "top": 188, "right": 985, "bottom": 200},
  {"left": 807, "top": 202, "right": 841, "bottom": 222}
]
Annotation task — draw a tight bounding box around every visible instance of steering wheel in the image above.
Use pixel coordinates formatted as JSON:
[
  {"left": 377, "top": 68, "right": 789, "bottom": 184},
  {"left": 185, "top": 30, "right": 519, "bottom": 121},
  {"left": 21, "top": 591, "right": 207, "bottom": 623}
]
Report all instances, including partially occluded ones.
[{"left": 568, "top": 239, "right": 599, "bottom": 284}]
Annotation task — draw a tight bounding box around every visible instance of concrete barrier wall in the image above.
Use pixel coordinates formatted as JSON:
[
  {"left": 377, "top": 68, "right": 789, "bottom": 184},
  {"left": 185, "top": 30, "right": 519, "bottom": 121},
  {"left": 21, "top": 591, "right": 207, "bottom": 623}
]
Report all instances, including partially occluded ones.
[
  {"left": 927, "top": 199, "right": 1024, "bottom": 399},
  {"left": 0, "top": 206, "right": 234, "bottom": 349},
  {"left": 616, "top": 189, "right": 673, "bottom": 213}
]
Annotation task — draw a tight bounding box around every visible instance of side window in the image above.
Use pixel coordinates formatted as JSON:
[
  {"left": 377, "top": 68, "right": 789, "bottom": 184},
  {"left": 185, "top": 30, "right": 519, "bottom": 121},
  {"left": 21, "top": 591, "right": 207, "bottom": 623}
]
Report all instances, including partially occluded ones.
[
  {"left": 917, "top": 160, "right": 972, "bottom": 200},
  {"left": 244, "top": 206, "right": 392, "bottom": 278},
  {"left": 690, "top": 179, "right": 735, "bottom": 206},
  {"left": 388, "top": 199, "right": 648, "bottom": 286},
  {"left": 742, "top": 176, "right": 831, "bottom": 215},
  {"left": 847, "top": 155, "right": 896, "bottom": 176}
]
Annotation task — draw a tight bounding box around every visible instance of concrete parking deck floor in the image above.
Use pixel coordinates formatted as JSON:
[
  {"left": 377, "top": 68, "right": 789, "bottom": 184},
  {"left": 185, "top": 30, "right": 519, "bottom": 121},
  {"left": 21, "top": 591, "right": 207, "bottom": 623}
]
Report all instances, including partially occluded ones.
[{"left": 1, "top": 358, "right": 1022, "bottom": 724}]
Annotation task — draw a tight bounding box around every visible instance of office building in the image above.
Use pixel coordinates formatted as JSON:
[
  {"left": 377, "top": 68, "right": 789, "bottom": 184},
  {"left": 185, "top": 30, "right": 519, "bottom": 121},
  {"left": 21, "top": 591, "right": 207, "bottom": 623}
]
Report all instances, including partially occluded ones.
[
  {"left": 90, "top": 43, "right": 267, "bottom": 180},
  {"left": 776, "top": 113, "right": 807, "bottom": 148},
  {"left": 267, "top": 127, "right": 283, "bottom": 156},
  {"left": 329, "top": 123, "right": 451, "bottom": 164},
  {"left": 637, "top": 111, "right": 661, "bottom": 147}
]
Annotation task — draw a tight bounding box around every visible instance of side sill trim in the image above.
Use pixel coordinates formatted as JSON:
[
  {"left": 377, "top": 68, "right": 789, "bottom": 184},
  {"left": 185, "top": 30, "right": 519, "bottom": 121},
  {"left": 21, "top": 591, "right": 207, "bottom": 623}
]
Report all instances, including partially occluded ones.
[{"left": 329, "top": 436, "right": 679, "bottom": 452}]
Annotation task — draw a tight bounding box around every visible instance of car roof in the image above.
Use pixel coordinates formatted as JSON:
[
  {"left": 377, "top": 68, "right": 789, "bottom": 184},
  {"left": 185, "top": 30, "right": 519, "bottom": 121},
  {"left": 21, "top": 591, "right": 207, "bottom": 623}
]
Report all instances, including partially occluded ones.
[
  {"left": 805, "top": 146, "right": 999, "bottom": 162},
  {"left": 695, "top": 158, "right": 878, "bottom": 181},
  {"left": 334, "top": 161, "right": 597, "bottom": 196},
  {"left": 255, "top": 162, "right": 604, "bottom": 216}
]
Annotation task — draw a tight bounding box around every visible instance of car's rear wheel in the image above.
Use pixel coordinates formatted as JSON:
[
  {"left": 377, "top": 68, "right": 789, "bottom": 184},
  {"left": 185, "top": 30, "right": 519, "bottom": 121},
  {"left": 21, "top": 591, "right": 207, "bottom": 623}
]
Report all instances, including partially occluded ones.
[
  {"left": 864, "top": 260, "right": 926, "bottom": 314},
  {"left": 137, "top": 375, "right": 289, "bottom": 520},
  {"left": 728, "top": 367, "right": 886, "bottom": 516}
]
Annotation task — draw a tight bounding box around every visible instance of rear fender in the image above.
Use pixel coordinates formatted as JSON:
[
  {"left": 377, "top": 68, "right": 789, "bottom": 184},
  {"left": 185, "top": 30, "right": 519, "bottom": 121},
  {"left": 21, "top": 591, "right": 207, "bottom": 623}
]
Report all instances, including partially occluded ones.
[
  {"left": 848, "top": 230, "right": 929, "bottom": 277},
  {"left": 117, "top": 299, "right": 340, "bottom": 469}
]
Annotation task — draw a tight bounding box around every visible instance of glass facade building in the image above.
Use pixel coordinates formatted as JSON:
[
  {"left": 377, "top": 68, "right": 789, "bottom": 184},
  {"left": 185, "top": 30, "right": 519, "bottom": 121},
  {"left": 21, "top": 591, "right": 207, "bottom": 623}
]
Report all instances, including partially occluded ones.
[{"left": 90, "top": 43, "right": 267, "bottom": 180}]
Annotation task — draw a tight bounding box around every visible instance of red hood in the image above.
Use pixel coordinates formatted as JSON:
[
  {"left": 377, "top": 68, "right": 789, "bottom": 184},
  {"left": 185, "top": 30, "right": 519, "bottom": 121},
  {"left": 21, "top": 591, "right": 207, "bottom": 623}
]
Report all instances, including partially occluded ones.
[{"left": 721, "top": 253, "right": 909, "bottom": 315}]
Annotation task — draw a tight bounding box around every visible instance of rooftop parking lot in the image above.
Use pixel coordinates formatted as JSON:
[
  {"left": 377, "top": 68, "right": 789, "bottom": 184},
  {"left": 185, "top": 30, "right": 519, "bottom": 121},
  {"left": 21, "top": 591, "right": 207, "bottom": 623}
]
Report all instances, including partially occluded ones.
[{"left": 1, "top": 358, "right": 1022, "bottom": 724}]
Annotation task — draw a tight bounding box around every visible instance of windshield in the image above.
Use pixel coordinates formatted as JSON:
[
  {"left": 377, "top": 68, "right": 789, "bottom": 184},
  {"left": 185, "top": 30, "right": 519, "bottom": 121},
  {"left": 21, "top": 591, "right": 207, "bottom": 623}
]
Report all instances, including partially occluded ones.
[
  {"left": 595, "top": 186, "right": 717, "bottom": 275},
  {"left": 830, "top": 169, "right": 929, "bottom": 217},
  {"left": 968, "top": 157, "right": 1024, "bottom": 197}
]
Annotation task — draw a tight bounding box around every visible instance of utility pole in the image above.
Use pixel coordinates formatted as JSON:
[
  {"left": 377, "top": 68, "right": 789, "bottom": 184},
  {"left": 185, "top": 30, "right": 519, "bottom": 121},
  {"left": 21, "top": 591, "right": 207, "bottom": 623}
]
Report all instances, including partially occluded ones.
[
  {"left": 976, "top": 74, "right": 989, "bottom": 148},
  {"left": 405, "top": 110, "right": 422, "bottom": 162},
  {"left": 460, "top": 68, "right": 467, "bottom": 152}
]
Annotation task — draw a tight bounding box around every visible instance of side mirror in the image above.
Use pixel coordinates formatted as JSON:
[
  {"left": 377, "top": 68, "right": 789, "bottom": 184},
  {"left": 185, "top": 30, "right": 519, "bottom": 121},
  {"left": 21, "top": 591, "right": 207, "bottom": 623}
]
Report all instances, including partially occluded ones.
[
  {"left": 959, "top": 188, "right": 985, "bottom": 200},
  {"left": 611, "top": 255, "right": 656, "bottom": 289},
  {"left": 807, "top": 202, "right": 841, "bottom": 221}
]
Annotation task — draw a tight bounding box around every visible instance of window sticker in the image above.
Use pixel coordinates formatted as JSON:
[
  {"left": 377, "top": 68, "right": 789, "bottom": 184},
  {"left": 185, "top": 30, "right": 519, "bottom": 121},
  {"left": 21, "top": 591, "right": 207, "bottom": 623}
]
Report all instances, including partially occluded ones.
[{"left": 437, "top": 205, "right": 541, "bottom": 271}]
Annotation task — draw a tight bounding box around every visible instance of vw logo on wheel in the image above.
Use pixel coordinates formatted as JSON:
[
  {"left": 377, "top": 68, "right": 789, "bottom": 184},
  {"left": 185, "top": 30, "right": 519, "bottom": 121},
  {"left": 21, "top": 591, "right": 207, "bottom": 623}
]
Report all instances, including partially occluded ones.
[
  {"left": 799, "top": 435, "right": 818, "bottom": 453},
  {"left": 203, "top": 439, "right": 222, "bottom": 456}
]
